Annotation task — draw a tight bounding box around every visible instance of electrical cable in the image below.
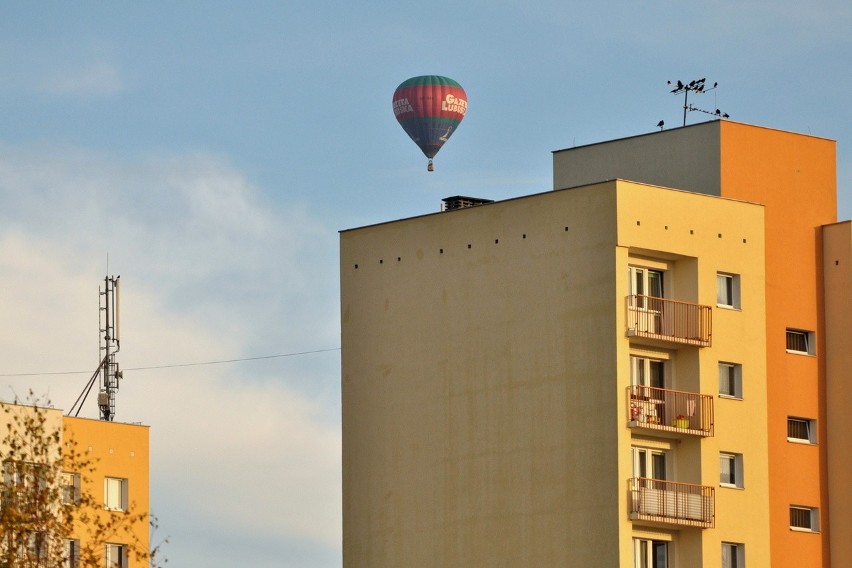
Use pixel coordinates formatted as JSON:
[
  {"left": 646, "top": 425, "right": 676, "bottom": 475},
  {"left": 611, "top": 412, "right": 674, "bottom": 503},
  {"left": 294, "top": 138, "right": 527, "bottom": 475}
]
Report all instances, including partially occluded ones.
[{"left": 0, "top": 347, "right": 341, "bottom": 378}]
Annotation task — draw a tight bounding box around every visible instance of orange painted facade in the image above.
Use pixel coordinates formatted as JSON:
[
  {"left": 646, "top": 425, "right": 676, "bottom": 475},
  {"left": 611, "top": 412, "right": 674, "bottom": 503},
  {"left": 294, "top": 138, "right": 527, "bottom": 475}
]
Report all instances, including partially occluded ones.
[
  {"left": 718, "top": 123, "right": 836, "bottom": 567},
  {"left": 64, "top": 416, "right": 150, "bottom": 567}
]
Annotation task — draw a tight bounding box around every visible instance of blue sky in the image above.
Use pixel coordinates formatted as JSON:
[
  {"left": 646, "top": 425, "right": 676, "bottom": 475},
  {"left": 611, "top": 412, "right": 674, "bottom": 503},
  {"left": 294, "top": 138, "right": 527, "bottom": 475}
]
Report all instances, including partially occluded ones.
[{"left": 0, "top": 2, "right": 850, "bottom": 567}]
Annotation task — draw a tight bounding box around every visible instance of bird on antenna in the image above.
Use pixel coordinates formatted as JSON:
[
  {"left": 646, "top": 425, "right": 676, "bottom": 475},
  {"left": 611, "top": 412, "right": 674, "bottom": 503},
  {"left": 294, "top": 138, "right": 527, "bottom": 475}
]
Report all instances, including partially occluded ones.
[{"left": 667, "top": 77, "right": 723, "bottom": 126}]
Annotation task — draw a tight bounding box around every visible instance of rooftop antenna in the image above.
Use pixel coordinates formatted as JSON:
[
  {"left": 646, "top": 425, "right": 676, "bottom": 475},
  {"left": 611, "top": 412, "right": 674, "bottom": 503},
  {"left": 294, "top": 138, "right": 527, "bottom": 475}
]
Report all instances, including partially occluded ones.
[
  {"left": 666, "top": 78, "right": 729, "bottom": 126},
  {"left": 67, "top": 275, "right": 122, "bottom": 421}
]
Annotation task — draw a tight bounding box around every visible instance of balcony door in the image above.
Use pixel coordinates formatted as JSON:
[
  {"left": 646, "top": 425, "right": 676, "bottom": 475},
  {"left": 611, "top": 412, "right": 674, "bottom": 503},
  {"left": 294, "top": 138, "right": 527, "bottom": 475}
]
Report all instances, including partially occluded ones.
[
  {"left": 634, "top": 538, "right": 668, "bottom": 568},
  {"left": 630, "top": 356, "right": 666, "bottom": 423},
  {"left": 629, "top": 266, "right": 664, "bottom": 299},
  {"left": 628, "top": 266, "right": 665, "bottom": 333},
  {"left": 633, "top": 446, "right": 667, "bottom": 482},
  {"left": 630, "top": 356, "right": 665, "bottom": 389}
]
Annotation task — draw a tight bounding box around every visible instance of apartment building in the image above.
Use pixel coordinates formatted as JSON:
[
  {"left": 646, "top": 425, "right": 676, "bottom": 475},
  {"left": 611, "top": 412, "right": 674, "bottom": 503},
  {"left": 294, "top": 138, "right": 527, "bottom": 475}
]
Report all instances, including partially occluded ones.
[
  {"left": 64, "top": 415, "right": 150, "bottom": 568},
  {"left": 340, "top": 121, "right": 850, "bottom": 567},
  {"left": 0, "top": 403, "right": 149, "bottom": 567}
]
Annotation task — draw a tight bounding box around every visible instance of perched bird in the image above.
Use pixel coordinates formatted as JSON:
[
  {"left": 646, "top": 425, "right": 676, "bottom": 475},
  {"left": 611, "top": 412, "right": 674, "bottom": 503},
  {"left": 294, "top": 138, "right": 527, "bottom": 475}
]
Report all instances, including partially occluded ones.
[
  {"left": 657, "top": 120, "right": 665, "bottom": 130},
  {"left": 722, "top": 113, "right": 730, "bottom": 118},
  {"left": 715, "top": 109, "right": 721, "bottom": 115}
]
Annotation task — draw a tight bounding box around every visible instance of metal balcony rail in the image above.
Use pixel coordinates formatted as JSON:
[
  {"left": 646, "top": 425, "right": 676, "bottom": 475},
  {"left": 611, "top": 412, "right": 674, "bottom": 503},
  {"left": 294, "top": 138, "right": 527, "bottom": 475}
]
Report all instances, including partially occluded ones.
[
  {"left": 626, "top": 295, "right": 712, "bottom": 347},
  {"left": 629, "top": 477, "right": 715, "bottom": 528},
  {"left": 627, "top": 385, "right": 714, "bottom": 436}
]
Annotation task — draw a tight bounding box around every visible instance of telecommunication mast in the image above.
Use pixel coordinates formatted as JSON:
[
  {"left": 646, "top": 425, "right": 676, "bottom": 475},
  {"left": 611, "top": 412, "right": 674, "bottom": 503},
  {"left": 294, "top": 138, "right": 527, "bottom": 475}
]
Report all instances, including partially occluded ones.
[
  {"left": 68, "top": 275, "right": 123, "bottom": 421},
  {"left": 97, "top": 275, "right": 122, "bottom": 421}
]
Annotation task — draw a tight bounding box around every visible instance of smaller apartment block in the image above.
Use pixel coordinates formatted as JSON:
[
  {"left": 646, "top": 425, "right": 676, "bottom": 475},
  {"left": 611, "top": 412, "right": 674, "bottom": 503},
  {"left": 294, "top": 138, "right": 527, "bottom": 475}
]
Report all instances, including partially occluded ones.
[
  {"left": 342, "top": 121, "right": 850, "bottom": 567},
  {"left": 0, "top": 403, "right": 149, "bottom": 567}
]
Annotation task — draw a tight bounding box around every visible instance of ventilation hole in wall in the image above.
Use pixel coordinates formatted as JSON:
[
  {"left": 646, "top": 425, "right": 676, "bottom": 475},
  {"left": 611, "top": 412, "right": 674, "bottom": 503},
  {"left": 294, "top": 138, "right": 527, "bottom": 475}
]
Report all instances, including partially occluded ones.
[
  {"left": 743, "top": 238, "right": 747, "bottom": 244},
  {"left": 836, "top": 260, "right": 840, "bottom": 265},
  {"left": 718, "top": 233, "right": 722, "bottom": 238},
  {"left": 397, "top": 257, "right": 401, "bottom": 262},
  {"left": 564, "top": 226, "right": 569, "bottom": 231},
  {"left": 664, "top": 225, "right": 669, "bottom": 230},
  {"left": 379, "top": 259, "right": 383, "bottom": 264},
  {"left": 522, "top": 234, "right": 527, "bottom": 239},
  {"left": 354, "top": 264, "right": 359, "bottom": 269},
  {"left": 636, "top": 221, "right": 641, "bottom": 226},
  {"left": 467, "top": 244, "right": 472, "bottom": 249},
  {"left": 690, "top": 229, "right": 694, "bottom": 235},
  {"left": 495, "top": 239, "right": 499, "bottom": 244},
  {"left": 440, "top": 248, "right": 444, "bottom": 254}
]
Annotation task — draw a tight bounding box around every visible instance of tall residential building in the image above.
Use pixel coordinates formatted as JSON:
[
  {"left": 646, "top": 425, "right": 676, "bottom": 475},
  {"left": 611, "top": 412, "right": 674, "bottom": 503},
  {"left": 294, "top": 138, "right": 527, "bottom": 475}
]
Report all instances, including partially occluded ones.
[
  {"left": 341, "top": 120, "right": 851, "bottom": 567},
  {"left": 0, "top": 403, "right": 149, "bottom": 567}
]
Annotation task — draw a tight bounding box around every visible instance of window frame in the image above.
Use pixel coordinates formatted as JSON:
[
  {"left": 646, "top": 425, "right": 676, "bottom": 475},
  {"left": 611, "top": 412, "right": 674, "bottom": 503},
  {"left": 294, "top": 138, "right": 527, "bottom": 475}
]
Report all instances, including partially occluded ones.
[
  {"left": 61, "top": 472, "right": 81, "bottom": 505},
  {"left": 719, "top": 452, "right": 744, "bottom": 489},
  {"left": 789, "top": 506, "right": 820, "bottom": 533},
  {"left": 104, "top": 477, "right": 128, "bottom": 512},
  {"left": 721, "top": 542, "right": 744, "bottom": 568},
  {"left": 65, "top": 539, "right": 80, "bottom": 568},
  {"left": 716, "top": 272, "right": 741, "bottom": 309},
  {"left": 718, "top": 362, "right": 743, "bottom": 399},
  {"left": 787, "top": 417, "right": 817, "bottom": 444},
  {"left": 633, "top": 537, "right": 669, "bottom": 568},
  {"left": 786, "top": 328, "right": 815, "bottom": 355},
  {"left": 105, "top": 543, "right": 127, "bottom": 568}
]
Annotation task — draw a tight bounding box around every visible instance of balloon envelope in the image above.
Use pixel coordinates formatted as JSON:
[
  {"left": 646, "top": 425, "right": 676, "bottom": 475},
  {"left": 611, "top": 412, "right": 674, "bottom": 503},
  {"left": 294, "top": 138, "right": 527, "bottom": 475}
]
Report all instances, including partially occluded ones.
[{"left": 392, "top": 76, "right": 467, "bottom": 160}]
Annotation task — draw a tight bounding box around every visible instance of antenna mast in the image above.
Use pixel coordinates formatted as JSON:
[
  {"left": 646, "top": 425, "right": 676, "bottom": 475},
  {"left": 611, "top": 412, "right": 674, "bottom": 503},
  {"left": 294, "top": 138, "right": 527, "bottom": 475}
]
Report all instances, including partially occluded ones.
[
  {"left": 666, "top": 78, "right": 729, "bottom": 126},
  {"left": 97, "top": 275, "right": 122, "bottom": 421},
  {"left": 67, "top": 275, "right": 123, "bottom": 420}
]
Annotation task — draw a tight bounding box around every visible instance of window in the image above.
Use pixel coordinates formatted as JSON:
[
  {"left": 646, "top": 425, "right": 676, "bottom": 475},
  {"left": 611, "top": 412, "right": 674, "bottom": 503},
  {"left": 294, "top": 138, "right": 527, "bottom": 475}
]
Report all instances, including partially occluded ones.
[
  {"left": 105, "top": 543, "right": 127, "bottom": 568},
  {"left": 634, "top": 538, "right": 668, "bottom": 568},
  {"left": 18, "top": 532, "right": 46, "bottom": 563},
  {"left": 787, "top": 417, "right": 816, "bottom": 444},
  {"left": 65, "top": 539, "right": 80, "bottom": 568},
  {"left": 716, "top": 272, "right": 741, "bottom": 308},
  {"left": 62, "top": 472, "right": 81, "bottom": 504},
  {"left": 720, "top": 452, "right": 744, "bottom": 488},
  {"left": 631, "top": 356, "right": 666, "bottom": 390},
  {"left": 718, "top": 362, "right": 743, "bottom": 399},
  {"left": 633, "top": 446, "right": 667, "bottom": 481},
  {"left": 629, "top": 266, "right": 665, "bottom": 298},
  {"left": 104, "top": 477, "right": 128, "bottom": 511},
  {"left": 790, "top": 506, "right": 819, "bottom": 532},
  {"left": 786, "top": 329, "right": 815, "bottom": 355},
  {"left": 722, "top": 542, "right": 744, "bottom": 568},
  {"left": 3, "top": 461, "right": 47, "bottom": 488}
]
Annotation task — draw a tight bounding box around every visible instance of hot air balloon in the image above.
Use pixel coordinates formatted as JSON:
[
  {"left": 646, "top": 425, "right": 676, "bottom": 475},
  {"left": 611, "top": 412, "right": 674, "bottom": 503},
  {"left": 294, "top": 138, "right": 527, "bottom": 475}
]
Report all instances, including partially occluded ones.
[{"left": 392, "top": 75, "right": 467, "bottom": 171}]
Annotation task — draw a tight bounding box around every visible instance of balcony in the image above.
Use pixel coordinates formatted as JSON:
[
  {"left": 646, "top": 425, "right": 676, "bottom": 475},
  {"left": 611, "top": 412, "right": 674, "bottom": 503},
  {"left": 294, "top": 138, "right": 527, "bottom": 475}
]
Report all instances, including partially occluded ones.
[
  {"left": 626, "top": 295, "right": 712, "bottom": 347},
  {"left": 627, "top": 386, "right": 714, "bottom": 437},
  {"left": 629, "top": 478, "right": 715, "bottom": 528}
]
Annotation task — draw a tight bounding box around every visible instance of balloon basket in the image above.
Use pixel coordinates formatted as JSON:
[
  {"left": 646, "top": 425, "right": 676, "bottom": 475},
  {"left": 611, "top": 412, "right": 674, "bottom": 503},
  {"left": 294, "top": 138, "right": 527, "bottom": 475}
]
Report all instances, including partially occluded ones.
[{"left": 427, "top": 160, "right": 434, "bottom": 172}]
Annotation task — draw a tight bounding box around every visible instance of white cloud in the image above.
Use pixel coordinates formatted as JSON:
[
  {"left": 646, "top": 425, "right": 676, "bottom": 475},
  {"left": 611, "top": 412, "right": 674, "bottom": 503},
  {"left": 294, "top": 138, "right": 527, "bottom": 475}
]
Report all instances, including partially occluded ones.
[
  {"left": 0, "top": 144, "right": 342, "bottom": 565},
  {"left": 41, "top": 60, "right": 124, "bottom": 97}
]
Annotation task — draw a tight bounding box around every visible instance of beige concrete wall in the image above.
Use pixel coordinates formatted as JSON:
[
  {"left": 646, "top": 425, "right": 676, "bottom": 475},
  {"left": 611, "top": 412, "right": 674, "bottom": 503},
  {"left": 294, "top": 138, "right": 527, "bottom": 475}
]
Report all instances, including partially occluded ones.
[
  {"left": 614, "top": 181, "right": 771, "bottom": 567},
  {"left": 342, "top": 179, "right": 772, "bottom": 567},
  {"left": 823, "top": 220, "right": 852, "bottom": 568},
  {"left": 553, "top": 122, "right": 721, "bottom": 196},
  {"left": 341, "top": 183, "right": 624, "bottom": 567}
]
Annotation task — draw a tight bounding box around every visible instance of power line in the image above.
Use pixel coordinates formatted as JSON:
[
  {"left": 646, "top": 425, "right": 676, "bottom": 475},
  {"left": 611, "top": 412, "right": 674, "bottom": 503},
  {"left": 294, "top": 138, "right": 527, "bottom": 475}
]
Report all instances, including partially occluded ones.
[{"left": 0, "top": 347, "right": 341, "bottom": 378}]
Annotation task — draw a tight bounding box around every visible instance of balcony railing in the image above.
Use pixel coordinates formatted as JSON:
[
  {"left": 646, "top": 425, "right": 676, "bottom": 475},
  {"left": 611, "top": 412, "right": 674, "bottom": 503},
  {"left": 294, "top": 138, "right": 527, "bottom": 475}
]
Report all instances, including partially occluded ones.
[
  {"left": 629, "top": 478, "right": 715, "bottom": 528},
  {"left": 627, "top": 386, "right": 714, "bottom": 436},
  {"left": 626, "top": 295, "right": 712, "bottom": 347}
]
